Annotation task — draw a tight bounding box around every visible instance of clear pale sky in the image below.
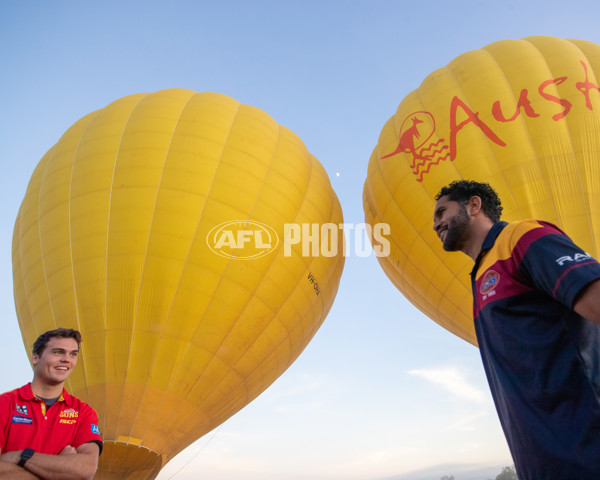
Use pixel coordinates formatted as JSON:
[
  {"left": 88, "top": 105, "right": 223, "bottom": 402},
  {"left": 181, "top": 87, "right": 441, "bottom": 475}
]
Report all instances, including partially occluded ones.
[{"left": 2, "top": 2, "right": 599, "bottom": 479}]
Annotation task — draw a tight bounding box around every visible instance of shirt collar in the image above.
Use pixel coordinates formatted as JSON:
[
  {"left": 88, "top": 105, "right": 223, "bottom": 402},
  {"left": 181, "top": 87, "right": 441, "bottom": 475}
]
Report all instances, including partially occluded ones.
[
  {"left": 18, "top": 383, "right": 35, "bottom": 400},
  {"left": 19, "top": 382, "right": 70, "bottom": 404},
  {"left": 471, "top": 221, "right": 508, "bottom": 276}
]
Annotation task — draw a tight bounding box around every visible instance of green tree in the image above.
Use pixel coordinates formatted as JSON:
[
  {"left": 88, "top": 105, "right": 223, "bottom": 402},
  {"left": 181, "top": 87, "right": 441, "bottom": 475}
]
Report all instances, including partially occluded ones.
[{"left": 495, "top": 465, "right": 518, "bottom": 480}]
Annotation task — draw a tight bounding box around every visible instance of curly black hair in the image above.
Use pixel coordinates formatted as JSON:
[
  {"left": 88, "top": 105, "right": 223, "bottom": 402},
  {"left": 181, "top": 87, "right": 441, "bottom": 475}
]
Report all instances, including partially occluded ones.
[
  {"left": 32, "top": 328, "right": 82, "bottom": 357},
  {"left": 435, "top": 180, "right": 503, "bottom": 223}
]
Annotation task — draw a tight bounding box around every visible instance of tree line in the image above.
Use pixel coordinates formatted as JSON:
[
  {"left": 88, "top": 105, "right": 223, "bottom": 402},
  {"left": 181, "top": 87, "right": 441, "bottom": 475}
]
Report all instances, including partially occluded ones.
[{"left": 441, "top": 465, "right": 518, "bottom": 480}]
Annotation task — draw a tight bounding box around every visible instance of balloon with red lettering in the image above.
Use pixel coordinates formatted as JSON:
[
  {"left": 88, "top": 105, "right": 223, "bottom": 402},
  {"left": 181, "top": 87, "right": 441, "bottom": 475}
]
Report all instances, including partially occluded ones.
[
  {"left": 363, "top": 36, "right": 600, "bottom": 345},
  {"left": 12, "top": 89, "right": 345, "bottom": 478}
]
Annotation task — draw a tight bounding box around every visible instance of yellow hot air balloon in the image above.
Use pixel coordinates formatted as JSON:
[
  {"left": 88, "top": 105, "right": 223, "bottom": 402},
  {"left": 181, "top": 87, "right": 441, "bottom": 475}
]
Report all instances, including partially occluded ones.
[
  {"left": 12, "top": 89, "right": 345, "bottom": 479},
  {"left": 363, "top": 36, "right": 600, "bottom": 345}
]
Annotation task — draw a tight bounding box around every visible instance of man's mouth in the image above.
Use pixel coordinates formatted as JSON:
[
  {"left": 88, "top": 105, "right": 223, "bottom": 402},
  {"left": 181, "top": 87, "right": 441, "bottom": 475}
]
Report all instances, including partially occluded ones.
[{"left": 438, "top": 227, "right": 447, "bottom": 241}]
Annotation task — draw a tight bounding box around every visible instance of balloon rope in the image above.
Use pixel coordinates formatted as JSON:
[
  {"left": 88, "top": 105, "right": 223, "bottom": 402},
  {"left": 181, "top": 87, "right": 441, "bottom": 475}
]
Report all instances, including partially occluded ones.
[{"left": 166, "top": 426, "right": 222, "bottom": 479}]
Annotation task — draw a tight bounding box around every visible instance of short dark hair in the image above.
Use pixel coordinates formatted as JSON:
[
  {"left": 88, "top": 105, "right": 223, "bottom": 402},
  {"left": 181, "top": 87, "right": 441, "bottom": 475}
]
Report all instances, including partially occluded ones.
[
  {"left": 436, "top": 180, "right": 503, "bottom": 223},
  {"left": 32, "top": 328, "right": 82, "bottom": 357}
]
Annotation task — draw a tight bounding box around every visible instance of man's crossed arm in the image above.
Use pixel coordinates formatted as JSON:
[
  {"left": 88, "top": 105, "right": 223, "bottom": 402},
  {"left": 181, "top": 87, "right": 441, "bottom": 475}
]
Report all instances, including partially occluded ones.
[{"left": 0, "top": 442, "right": 99, "bottom": 480}]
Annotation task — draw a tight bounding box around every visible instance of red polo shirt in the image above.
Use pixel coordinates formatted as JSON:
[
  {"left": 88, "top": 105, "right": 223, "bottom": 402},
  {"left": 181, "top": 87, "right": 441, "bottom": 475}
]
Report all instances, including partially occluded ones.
[{"left": 0, "top": 383, "right": 102, "bottom": 454}]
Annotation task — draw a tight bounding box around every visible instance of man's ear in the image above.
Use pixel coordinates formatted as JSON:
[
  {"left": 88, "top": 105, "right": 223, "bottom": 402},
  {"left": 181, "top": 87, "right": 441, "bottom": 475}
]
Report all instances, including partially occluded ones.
[
  {"left": 32, "top": 353, "right": 38, "bottom": 366},
  {"left": 468, "top": 196, "right": 483, "bottom": 215}
]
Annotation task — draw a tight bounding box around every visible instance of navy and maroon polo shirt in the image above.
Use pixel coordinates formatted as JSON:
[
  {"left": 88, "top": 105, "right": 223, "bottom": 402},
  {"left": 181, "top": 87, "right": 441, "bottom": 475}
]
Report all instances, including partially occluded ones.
[
  {"left": 471, "top": 220, "right": 600, "bottom": 480},
  {"left": 0, "top": 383, "right": 102, "bottom": 455}
]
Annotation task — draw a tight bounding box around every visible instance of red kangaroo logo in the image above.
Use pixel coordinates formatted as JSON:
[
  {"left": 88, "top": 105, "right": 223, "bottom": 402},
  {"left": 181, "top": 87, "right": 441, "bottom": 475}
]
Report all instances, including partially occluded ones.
[
  {"left": 381, "top": 112, "right": 450, "bottom": 182},
  {"left": 382, "top": 116, "right": 424, "bottom": 158}
]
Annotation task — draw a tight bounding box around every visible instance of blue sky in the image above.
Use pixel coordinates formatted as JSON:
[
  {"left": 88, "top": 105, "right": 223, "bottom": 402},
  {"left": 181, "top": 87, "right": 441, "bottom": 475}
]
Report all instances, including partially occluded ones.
[{"left": 2, "top": 1, "right": 600, "bottom": 479}]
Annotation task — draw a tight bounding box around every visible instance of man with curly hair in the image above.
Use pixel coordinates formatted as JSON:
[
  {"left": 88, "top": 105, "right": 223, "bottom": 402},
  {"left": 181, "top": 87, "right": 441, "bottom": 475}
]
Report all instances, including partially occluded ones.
[
  {"left": 433, "top": 180, "right": 600, "bottom": 480},
  {"left": 0, "top": 328, "right": 102, "bottom": 479}
]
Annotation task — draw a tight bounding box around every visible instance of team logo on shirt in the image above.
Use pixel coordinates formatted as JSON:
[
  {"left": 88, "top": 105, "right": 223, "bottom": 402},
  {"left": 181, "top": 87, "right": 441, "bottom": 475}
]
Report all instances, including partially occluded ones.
[
  {"left": 16, "top": 404, "right": 29, "bottom": 416},
  {"left": 59, "top": 408, "right": 79, "bottom": 424},
  {"left": 480, "top": 270, "right": 500, "bottom": 298}
]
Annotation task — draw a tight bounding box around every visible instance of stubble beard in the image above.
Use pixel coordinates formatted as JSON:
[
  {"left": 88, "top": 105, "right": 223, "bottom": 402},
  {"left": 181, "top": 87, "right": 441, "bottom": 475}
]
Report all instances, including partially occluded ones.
[{"left": 443, "top": 205, "right": 471, "bottom": 252}]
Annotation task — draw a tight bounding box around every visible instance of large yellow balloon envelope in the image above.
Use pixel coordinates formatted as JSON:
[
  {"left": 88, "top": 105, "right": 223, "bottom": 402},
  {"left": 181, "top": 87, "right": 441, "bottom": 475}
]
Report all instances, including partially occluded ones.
[
  {"left": 363, "top": 36, "right": 600, "bottom": 345},
  {"left": 12, "top": 89, "right": 345, "bottom": 479}
]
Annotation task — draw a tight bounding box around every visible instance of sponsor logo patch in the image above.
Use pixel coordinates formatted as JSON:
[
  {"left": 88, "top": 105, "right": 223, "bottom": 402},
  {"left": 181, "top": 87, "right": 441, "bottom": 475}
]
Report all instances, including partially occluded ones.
[
  {"left": 555, "top": 252, "right": 592, "bottom": 266},
  {"left": 91, "top": 424, "right": 100, "bottom": 435},
  {"left": 12, "top": 415, "right": 33, "bottom": 425}
]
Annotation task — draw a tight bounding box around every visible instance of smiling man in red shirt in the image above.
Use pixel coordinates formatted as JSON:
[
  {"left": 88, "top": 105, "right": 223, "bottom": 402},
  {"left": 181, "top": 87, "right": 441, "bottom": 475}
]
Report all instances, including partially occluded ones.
[{"left": 0, "top": 328, "right": 102, "bottom": 480}]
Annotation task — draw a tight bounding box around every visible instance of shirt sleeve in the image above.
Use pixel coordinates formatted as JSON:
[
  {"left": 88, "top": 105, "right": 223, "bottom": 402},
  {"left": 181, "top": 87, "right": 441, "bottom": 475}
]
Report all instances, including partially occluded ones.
[
  {"left": 73, "top": 402, "right": 103, "bottom": 454},
  {"left": 514, "top": 221, "right": 600, "bottom": 308}
]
